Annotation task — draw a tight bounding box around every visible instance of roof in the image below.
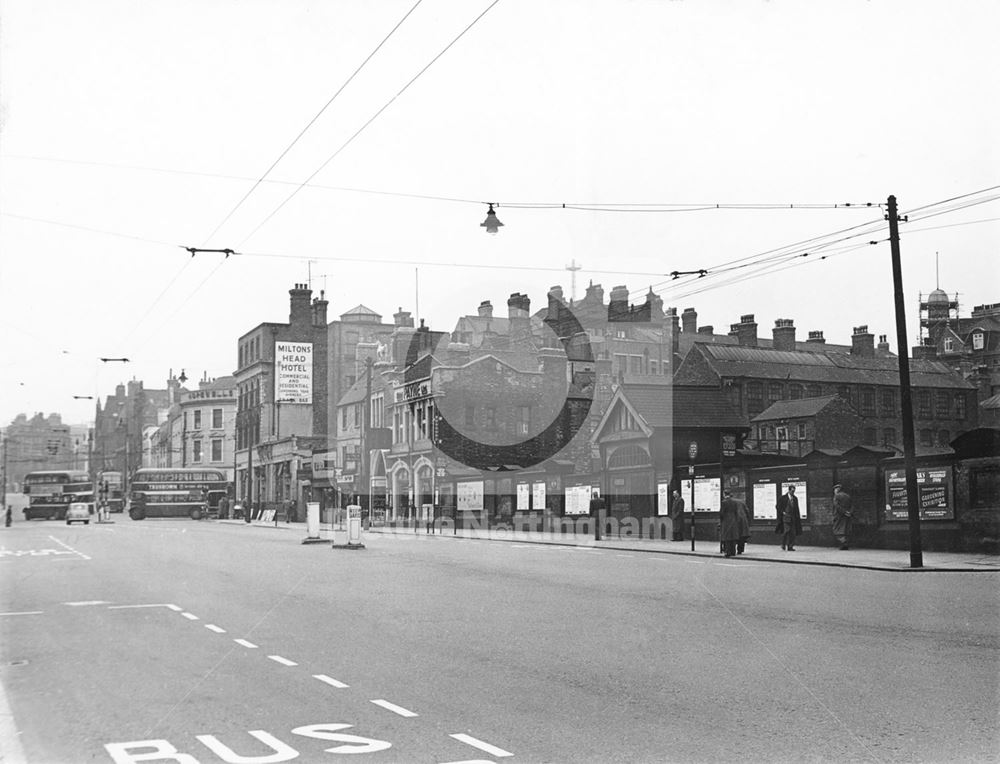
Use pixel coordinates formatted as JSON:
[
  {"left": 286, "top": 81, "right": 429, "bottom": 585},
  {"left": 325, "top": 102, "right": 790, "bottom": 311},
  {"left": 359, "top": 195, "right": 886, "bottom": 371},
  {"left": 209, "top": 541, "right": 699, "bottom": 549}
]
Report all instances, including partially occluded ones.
[
  {"left": 339, "top": 304, "right": 383, "bottom": 321},
  {"left": 981, "top": 393, "right": 1000, "bottom": 410},
  {"left": 680, "top": 343, "right": 974, "bottom": 390},
  {"left": 616, "top": 383, "right": 747, "bottom": 430},
  {"left": 751, "top": 395, "right": 843, "bottom": 422}
]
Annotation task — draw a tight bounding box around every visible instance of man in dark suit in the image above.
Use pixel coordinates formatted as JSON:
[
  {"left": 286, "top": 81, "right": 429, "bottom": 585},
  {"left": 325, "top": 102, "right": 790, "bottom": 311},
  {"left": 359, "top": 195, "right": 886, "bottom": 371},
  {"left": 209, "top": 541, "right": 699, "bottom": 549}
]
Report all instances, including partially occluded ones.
[
  {"left": 775, "top": 485, "right": 802, "bottom": 551},
  {"left": 669, "top": 490, "right": 685, "bottom": 541}
]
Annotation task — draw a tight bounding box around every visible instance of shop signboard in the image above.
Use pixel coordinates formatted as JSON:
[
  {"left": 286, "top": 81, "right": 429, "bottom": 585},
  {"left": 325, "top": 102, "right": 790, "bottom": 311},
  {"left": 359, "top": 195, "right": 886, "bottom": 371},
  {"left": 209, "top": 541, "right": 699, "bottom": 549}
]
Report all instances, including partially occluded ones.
[{"left": 885, "top": 466, "right": 954, "bottom": 521}]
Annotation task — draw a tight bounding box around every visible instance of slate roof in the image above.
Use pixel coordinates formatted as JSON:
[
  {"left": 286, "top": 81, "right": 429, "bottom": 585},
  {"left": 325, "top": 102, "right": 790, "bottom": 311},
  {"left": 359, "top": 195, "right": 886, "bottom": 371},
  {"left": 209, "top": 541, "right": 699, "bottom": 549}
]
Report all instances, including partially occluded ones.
[
  {"left": 981, "top": 393, "right": 1000, "bottom": 410},
  {"left": 680, "top": 343, "right": 973, "bottom": 389},
  {"left": 620, "top": 384, "right": 747, "bottom": 430},
  {"left": 751, "top": 395, "right": 842, "bottom": 422}
]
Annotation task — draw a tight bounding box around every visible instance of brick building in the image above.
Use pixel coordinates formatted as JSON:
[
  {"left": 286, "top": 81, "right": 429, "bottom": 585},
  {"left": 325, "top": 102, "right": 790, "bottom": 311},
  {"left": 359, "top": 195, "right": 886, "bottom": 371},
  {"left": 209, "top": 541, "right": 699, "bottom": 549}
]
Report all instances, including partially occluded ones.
[{"left": 748, "top": 394, "right": 863, "bottom": 457}]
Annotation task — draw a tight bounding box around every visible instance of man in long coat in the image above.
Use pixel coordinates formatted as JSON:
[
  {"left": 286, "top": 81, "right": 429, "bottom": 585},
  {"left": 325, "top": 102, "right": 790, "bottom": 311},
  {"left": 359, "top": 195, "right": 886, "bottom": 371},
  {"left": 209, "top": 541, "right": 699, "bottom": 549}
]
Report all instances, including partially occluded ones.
[
  {"left": 669, "top": 490, "right": 685, "bottom": 541},
  {"left": 775, "top": 485, "right": 803, "bottom": 551},
  {"left": 832, "top": 484, "right": 853, "bottom": 550},
  {"left": 719, "top": 491, "right": 742, "bottom": 557}
]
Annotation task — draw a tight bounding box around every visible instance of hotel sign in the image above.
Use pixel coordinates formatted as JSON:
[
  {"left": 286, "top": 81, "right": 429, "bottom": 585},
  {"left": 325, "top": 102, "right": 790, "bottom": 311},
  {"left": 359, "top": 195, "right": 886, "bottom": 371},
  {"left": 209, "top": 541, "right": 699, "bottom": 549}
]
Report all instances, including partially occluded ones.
[{"left": 275, "top": 342, "right": 312, "bottom": 403}]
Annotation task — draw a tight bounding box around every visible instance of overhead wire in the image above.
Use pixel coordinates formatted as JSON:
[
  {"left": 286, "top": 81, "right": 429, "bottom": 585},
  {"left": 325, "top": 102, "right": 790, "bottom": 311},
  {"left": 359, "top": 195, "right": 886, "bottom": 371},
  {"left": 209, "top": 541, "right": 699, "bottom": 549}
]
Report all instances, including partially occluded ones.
[
  {"left": 236, "top": 0, "right": 502, "bottom": 247},
  {"left": 202, "top": 0, "right": 425, "bottom": 245}
]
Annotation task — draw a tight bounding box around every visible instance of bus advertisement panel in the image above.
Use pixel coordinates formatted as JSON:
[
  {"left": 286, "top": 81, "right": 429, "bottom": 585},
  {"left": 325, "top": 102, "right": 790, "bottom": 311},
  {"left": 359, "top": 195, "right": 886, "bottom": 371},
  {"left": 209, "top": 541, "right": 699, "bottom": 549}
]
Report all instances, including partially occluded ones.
[
  {"left": 129, "top": 468, "right": 227, "bottom": 520},
  {"left": 885, "top": 466, "right": 954, "bottom": 521},
  {"left": 22, "top": 471, "right": 93, "bottom": 520}
]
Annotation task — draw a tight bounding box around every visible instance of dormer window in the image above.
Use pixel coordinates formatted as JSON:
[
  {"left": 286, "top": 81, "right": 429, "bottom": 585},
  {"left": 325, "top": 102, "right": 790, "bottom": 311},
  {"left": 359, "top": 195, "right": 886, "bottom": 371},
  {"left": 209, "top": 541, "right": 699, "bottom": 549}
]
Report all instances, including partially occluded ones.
[
  {"left": 943, "top": 337, "right": 954, "bottom": 352},
  {"left": 972, "top": 332, "right": 985, "bottom": 350}
]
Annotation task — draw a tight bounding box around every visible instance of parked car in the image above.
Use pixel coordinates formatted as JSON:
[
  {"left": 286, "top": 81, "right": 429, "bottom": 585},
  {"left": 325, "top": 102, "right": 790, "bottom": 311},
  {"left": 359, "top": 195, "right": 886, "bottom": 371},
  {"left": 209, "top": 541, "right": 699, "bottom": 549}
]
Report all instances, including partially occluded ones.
[{"left": 65, "top": 502, "right": 91, "bottom": 525}]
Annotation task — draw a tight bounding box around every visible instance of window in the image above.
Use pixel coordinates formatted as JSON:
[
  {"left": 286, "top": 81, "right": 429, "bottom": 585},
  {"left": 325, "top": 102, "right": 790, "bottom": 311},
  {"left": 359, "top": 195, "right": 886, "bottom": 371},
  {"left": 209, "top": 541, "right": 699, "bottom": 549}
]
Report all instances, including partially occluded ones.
[
  {"left": 649, "top": 361, "right": 658, "bottom": 375},
  {"left": 806, "top": 384, "right": 822, "bottom": 398},
  {"left": 613, "top": 354, "right": 627, "bottom": 376},
  {"left": 917, "top": 391, "right": 932, "bottom": 419},
  {"left": 880, "top": 389, "right": 896, "bottom": 416},
  {"left": 883, "top": 428, "right": 896, "bottom": 447},
  {"left": 972, "top": 332, "right": 985, "bottom": 350},
  {"left": 768, "top": 383, "right": 784, "bottom": 404},
  {"left": 212, "top": 408, "right": 223, "bottom": 429},
  {"left": 371, "top": 395, "right": 384, "bottom": 428},
  {"left": 211, "top": 439, "right": 223, "bottom": 462},
  {"left": 747, "top": 383, "right": 764, "bottom": 415},
  {"left": 485, "top": 407, "right": 497, "bottom": 430},
  {"left": 937, "top": 429, "right": 951, "bottom": 446},
  {"left": 345, "top": 375, "right": 356, "bottom": 388},
  {"left": 860, "top": 388, "right": 876, "bottom": 416},
  {"left": 936, "top": 391, "right": 950, "bottom": 419},
  {"left": 519, "top": 406, "right": 531, "bottom": 435},
  {"left": 943, "top": 337, "right": 954, "bottom": 352},
  {"left": 192, "top": 439, "right": 203, "bottom": 463},
  {"left": 919, "top": 429, "right": 933, "bottom": 447},
  {"left": 193, "top": 410, "right": 202, "bottom": 430},
  {"left": 862, "top": 428, "right": 877, "bottom": 446},
  {"left": 789, "top": 384, "right": 804, "bottom": 400},
  {"left": 837, "top": 386, "right": 852, "bottom": 403},
  {"left": 955, "top": 393, "right": 967, "bottom": 420},
  {"left": 464, "top": 405, "right": 475, "bottom": 428},
  {"left": 341, "top": 408, "right": 348, "bottom": 430},
  {"left": 629, "top": 356, "right": 643, "bottom": 374},
  {"left": 796, "top": 423, "right": 807, "bottom": 439}
]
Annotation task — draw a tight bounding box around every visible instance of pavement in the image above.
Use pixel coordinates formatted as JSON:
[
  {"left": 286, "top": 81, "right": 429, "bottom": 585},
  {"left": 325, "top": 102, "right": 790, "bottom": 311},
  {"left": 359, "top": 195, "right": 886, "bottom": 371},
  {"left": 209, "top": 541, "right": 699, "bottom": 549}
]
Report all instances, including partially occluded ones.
[{"left": 216, "top": 518, "right": 1000, "bottom": 572}]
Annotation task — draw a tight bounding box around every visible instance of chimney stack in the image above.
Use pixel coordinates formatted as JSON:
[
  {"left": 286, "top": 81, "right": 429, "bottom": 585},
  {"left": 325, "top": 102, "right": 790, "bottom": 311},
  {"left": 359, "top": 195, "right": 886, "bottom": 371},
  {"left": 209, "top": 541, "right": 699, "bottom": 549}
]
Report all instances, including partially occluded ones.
[
  {"left": 393, "top": 307, "right": 414, "bottom": 328},
  {"left": 773, "top": 318, "right": 796, "bottom": 352},
  {"left": 807, "top": 330, "right": 826, "bottom": 344},
  {"left": 311, "top": 290, "right": 328, "bottom": 328},
  {"left": 667, "top": 307, "right": 680, "bottom": 357},
  {"left": 681, "top": 307, "right": 698, "bottom": 333},
  {"left": 289, "top": 283, "right": 312, "bottom": 327},
  {"left": 608, "top": 285, "right": 629, "bottom": 322},
  {"left": 851, "top": 325, "right": 875, "bottom": 357},
  {"left": 731, "top": 314, "right": 758, "bottom": 347},
  {"left": 508, "top": 293, "right": 531, "bottom": 345},
  {"left": 477, "top": 300, "right": 493, "bottom": 319},
  {"left": 877, "top": 334, "right": 891, "bottom": 354}
]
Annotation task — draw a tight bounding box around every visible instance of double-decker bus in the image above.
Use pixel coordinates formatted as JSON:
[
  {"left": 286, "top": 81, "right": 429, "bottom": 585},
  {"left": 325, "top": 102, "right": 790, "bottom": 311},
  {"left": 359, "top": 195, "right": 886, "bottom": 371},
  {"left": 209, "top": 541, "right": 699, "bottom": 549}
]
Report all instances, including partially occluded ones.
[
  {"left": 22, "top": 470, "right": 94, "bottom": 520},
  {"left": 97, "top": 471, "right": 125, "bottom": 513},
  {"left": 129, "top": 468, "right": 228, "bottom": 520}
]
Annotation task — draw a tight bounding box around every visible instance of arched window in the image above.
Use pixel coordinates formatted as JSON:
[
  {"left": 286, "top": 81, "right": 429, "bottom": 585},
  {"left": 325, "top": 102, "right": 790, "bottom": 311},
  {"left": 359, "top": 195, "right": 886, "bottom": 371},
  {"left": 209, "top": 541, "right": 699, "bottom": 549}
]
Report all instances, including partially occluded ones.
[{"left": 608, "top": 445, "right": 651, "bottom": 469}]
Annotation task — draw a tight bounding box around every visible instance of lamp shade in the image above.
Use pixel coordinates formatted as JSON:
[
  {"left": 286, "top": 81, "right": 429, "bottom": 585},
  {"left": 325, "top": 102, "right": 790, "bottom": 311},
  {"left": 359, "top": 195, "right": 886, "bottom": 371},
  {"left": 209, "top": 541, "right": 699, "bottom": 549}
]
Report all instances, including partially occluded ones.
[{"left": 480, "top": 203, "right": 503, "bottom": 235}]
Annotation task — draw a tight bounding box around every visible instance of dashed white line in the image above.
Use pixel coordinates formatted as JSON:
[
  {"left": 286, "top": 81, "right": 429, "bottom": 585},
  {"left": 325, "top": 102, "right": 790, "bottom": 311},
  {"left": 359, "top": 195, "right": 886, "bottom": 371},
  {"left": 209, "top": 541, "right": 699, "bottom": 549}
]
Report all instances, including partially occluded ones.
[
  {"left": 450, "top": 733, "right": 513, "bottom": 758},
  {"left": 64, "top": 600, "right": 110, "bottom": 606},
  {"left": 107, "top": 603, "right": 183, "bottom": 610},
  {"left": 313, "top": 674, "right": 349, "bottom": 689},
  {"left": 0, "top": 611, "right": 43, "bottom": 616},
  {"left": 615, "top": 554, "right": 635, "bottom": 558},
  {"left": 234, "top": 639, "right": 258, "bottom": 649},
  {"left": 268, "top": 655, "right": 298, "bottom": 667},
  {"left": 181, "top": 612, "right": 199, "bottom": 620},
  {"left": 370, "top": 699, "right": 418, "bottom": 717},
  {"left": 205, "top": 624, "right": 226, "bottom": 633}
]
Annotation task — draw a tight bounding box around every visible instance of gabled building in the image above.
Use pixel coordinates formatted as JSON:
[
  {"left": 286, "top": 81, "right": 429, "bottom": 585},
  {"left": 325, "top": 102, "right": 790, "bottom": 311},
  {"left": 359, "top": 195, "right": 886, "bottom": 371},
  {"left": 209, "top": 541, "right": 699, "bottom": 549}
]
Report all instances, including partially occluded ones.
[{"left": 749, "top": 395, "right": 863, "bottom": 457}]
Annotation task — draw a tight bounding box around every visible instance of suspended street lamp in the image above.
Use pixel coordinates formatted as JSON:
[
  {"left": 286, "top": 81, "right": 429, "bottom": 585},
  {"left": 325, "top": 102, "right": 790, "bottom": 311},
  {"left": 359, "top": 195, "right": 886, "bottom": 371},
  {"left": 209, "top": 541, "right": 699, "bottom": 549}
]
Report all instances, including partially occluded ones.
[{"left": 480, "top": 203, "right": 504, "bottom": 235}]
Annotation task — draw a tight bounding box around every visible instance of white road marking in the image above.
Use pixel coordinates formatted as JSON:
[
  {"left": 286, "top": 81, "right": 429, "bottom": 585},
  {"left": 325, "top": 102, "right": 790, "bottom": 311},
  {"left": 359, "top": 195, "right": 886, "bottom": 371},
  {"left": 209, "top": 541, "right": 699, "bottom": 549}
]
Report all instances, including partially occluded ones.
[
  {"left": 268, "top": 655, "right": 298, "bottom": 667},
  {"left": 234, "top": 639, "right": 258, "bottom": 648},
  {"left": 64, "top": 600, "right": 110, "bottom": 606},
  {"left": 107, "top": 603, "right": 183, "bottom": 611},
  {"left": 47, "top": 535, "right": 90, "bottom": 560},
  {"left": 449, "top": 733, "right": 513, "bottom": 758},
  {"left": 370, "top": 699, "right": 418, "bottom": 717},
  {"left": 615, "top": 554, "right": 635, "bottom": 558},
  {"left": 205, "top": 624, "right": 226, "bottom": 633},
  {"left": 181, "top": 612, "right": 199, "bottom": 620},
  {"left": 0, "top": 611, "right": 43, "bottom": 616},
  {"left": 313, "top": 674, "right": 349, "bottom": 689}
]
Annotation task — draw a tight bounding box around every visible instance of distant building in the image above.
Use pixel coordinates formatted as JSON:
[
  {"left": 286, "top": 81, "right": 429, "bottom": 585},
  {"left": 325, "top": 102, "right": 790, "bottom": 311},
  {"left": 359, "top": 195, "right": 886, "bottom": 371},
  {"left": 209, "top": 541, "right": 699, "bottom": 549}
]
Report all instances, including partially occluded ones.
[{"left": 1, "top": 412, "right": 74, "bottom": 492}]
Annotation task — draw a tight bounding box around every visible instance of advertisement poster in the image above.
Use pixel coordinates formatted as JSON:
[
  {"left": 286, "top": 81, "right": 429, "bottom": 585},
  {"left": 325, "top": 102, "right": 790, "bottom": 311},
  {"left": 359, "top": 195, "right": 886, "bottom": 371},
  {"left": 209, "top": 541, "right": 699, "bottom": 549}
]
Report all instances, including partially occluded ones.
[
  {"left": 781, "top": 479, "right": 808, "bottom": 520},
  {"left": 564, "top": 485, "right": 593, "bottom": 516},
  {"left": 516, "top": 483, "right": 530, "bottom": 511},
  {"left": 752, "top": 482, "right": 778, "bottom": 520},
  {"left": 885, "top": 467, "right": 953, "bottom": 521},
  {"left": 532, "top": 482, "right": 546, "bottom": 511},
  {"left": 457, "top": 481, "right": 484, "bottom": 511},
  {"left": 657, "top": 482, "right": 671, "bottom": 516},
  {"left": 679, "top": 477, "right": 720, "bottom": 512},
  {"left": 275, "top": 342, "right": 313, "bottom": 403}
]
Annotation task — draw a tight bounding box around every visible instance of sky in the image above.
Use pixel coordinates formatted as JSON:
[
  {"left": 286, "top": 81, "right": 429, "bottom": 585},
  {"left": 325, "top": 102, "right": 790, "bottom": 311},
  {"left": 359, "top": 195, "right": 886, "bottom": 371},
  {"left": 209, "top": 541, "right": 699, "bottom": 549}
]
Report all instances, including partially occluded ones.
[{"left": 1, "top": 0, "right": 998, "bottom": 428}]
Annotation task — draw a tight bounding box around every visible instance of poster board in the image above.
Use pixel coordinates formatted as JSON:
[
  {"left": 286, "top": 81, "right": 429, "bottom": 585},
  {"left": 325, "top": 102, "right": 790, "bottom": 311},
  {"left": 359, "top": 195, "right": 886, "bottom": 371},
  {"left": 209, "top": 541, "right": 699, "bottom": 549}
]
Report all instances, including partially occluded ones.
[
  {"left": 752, "top": 482, "right": 778, "bottom": 520},
  {"left": 532, "top": 482, "right": 546, "bottom": 511},
  {"left": 274, "top": 342, "right": 313, "bottom": 403},
  {"left": 679, "top": 477, "right": 721, "bottom": 512},
  {"left": 516, "top": 483, "right": 530, "bottom": 511},
  {"left": 564, "top": 485, "right": 593, "bottom": 516},
  {"left": 657, "top": 482, "right": 671, "bottom": 516},
  {"left": 457, "top": 481, "right": 484, "bottom": 511},
  {"left": 885, "top": 466, "right": 954, "bottom": 521}
]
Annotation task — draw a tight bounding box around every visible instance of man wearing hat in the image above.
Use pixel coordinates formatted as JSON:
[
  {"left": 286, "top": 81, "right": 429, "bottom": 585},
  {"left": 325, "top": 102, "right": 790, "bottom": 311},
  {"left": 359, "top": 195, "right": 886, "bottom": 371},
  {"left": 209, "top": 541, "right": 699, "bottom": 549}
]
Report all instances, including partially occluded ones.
[{"left": 832, "top": 483, "right": 853, "bottom": 550}]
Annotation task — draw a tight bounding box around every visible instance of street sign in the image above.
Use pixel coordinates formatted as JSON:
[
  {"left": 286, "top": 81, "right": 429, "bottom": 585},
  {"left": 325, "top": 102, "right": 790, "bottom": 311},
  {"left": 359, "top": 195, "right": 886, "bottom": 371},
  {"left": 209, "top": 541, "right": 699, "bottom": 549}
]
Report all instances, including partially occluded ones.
[
  {"left": 688, "top": 441, "right": 698, "bottom": 460},
  {"left": 721, "top": 433, "right": 736, "bottom": 458},
  {"left": 688, "top": 465, "right": 695, "bottom": 476}
]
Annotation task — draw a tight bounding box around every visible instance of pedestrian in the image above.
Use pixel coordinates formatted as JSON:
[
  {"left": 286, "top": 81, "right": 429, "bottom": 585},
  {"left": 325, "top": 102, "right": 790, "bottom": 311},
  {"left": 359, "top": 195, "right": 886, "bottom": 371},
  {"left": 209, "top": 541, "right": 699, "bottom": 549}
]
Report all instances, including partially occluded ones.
[
  {"left": 774, "top": 484, "right": 803, "bottom": 551},
  {"left": 218, "top": 494, "right": 229, "bottom": 519},
  {"left": 669, "top": 489, "right": 685, "bottom": 541},
  {"left": 4, "top": 505, "right": 11, "bottom": 527},
  {"left": 735, "top": 495, "right": 752, "bottom": 554},
  {"left": 832, "top": 483, "right": 853, "bottom": 550},
  {"left": 719, "top": 490, "right": 741, "bottom": 557}
]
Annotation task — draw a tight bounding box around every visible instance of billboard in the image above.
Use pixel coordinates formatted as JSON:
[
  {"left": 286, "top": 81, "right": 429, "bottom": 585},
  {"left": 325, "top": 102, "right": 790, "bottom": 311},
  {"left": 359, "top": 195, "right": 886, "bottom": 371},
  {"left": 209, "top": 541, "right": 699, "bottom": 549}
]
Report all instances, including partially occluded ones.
[
  {"left": 275, "top": 342, "right": 313, "bottom": 403},
  {"left": 885, "top": 466, "right": 954, "bottom": 521}
]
